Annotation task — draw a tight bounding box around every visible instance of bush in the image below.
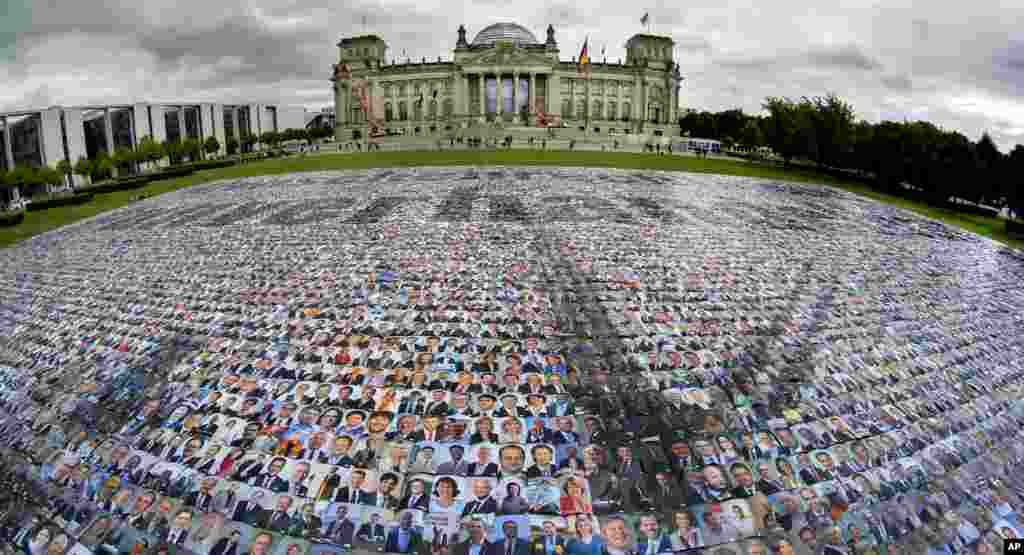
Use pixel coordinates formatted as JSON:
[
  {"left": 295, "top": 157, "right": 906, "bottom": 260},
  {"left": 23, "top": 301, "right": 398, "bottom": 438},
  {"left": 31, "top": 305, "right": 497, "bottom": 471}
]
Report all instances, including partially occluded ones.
[
  {"left": 27, "top": 193, "right": 95, "bottom": 211},
  {"left": 1008, "top": 219, "right": 1024, "bottom": 237},
  {"left": 0, "top": 210, "right": 24, "bottom": 227},
  {"left": 187, "top": 160, "right": 236, "bottom": 172}
]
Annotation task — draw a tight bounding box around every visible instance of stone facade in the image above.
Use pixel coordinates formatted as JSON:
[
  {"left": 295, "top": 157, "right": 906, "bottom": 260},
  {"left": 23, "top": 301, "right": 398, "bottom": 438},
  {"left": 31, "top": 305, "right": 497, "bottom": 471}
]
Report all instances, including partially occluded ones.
[{"left": 333, "top": 23, "right": 684, "bottom": 139}]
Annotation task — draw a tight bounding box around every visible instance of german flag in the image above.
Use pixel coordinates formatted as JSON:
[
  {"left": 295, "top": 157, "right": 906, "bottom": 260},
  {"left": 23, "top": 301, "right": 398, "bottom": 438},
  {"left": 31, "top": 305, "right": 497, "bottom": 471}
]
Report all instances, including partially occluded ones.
[{"left": 577, "top": 36, "right": 591, "bottom": 77}]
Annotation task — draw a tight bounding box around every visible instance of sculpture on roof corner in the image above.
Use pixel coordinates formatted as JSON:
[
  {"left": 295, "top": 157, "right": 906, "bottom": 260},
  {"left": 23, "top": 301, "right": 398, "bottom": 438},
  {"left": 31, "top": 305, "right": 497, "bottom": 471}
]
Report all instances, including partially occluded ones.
[
  {"left": 457, "top": 24, "right": 469, "bottom": 48},
  {"left": 545, "top": 24, "right": 557, "bottom": 47}
]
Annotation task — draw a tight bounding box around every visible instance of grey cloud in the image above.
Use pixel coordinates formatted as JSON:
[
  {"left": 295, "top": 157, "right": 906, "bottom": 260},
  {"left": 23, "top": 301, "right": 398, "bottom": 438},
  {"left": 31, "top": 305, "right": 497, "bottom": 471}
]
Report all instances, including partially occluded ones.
[
  {"left": 806, "top": 45, "right": 883, "bottom": 71},
  {"left": 881, "top": 75, "right": 913, "bottom": 91}
]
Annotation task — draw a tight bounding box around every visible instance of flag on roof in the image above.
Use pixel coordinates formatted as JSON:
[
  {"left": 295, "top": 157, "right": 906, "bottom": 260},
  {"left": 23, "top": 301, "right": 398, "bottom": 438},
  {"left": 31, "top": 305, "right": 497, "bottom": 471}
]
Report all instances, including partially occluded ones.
[{"left": 577, "top": 37, "right": 591, "bottom": 77}]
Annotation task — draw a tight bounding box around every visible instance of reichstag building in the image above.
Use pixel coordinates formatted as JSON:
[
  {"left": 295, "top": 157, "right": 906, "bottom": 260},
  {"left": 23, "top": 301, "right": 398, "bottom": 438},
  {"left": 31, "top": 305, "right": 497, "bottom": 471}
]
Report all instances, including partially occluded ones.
[{"left": 333, "top": 23, "right": 683, "bottom": 138}]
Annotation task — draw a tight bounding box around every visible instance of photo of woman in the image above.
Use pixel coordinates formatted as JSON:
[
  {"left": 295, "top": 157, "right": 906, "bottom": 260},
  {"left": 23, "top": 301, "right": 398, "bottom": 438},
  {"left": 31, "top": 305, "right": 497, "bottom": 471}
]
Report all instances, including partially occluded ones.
[
  {"left": 668, "top": 509, "right": 703, "bottom": 551},
  {"left": 431, "top": 476, "right": 464, "bottom": 514}
]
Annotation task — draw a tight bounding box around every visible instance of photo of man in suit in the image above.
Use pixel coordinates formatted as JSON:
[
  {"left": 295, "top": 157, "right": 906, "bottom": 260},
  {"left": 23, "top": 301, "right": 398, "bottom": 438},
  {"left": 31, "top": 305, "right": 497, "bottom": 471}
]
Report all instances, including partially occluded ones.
[
  {"left": 356, "top": 512, "right": 387, "bottom": 544},
  {"left": 492, "top": 520, "right": 529, "bottom": 555},
  {"left": 530, "top": 520, "right": 566, "bottom": 555},
  {"left": 385, "top": 510, "right": 423, "bottom": 554},
  {"left": 232, "top": 489, "right": 268, "bottom": 528},
  {"left": 467, "top": 446, "right": 499, "bottom": 478},
  {"left": 209, "top": 529, "right": 242, "bottom": 555},
  {"left": 461, "top": 479, "right": 499, "bottom": 516},
  {"left": 401, "top": 479, "right": 430, "bottom": 512},
  {"left": 335, "top": 469, "right": 372, "bottom": 505},
  {"left": 437, "top": 445, "right": 470, "bottom": 476},
  {"left": 634, "top": 515, "right": 672, "bottom": 555},
  {"left": 185, "top": 477, "right": 217, "bottom": 512},
  {"left": 265, "top": 495, "right": 297, "bottom": 532},
  {"left": 289, "top": 502, "right": 322, "bottom": 539},
  {"left": 451, "top": 517, "right": 493, "bottom": 555},
  {"left": 249, "top": 457, "right": 289, "bottom": 493},
  {"left": 164, "top": 509, "right": 193, "bottom": 546},
  {"left": 326, "top": 505, "right": 356, "bottom": 546}
]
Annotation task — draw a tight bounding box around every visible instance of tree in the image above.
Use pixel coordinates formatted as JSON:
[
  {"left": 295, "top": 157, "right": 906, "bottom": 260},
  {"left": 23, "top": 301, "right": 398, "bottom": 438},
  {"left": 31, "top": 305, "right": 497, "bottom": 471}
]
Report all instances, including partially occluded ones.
[
  {"left": 762, "top": 97, "right": 802, "bottom": 163},
  {"left": 181, "top": 138, "right": 202, "bottom": 162},
  {"left": 162, "top": 140, "right": 182, "bottom": 165},
  {"left": 73, "top": 157, "right": 94, "bottom": 186},
  {"left": 974, "top": 132, "right": 1003, "bottom": 206},
  {"left": 137, "top": 136, "right": 164, "bottom": 171},
  {"left": 91, "top": 153, "right": 114, "bottom": 181},
  {"left": 37, "top": 167, "right": 63, "bottom": 194},
  {"left": 1007, "top": 144, "right": 1024, "bottom": 220},
  {"left": 226, "top": 137, "right": 239, "bottom": 155},
  {"left": 55, "top": 159, "right": 73, "bottom": 189},
  {"left": 739, "top": 120, "right": 764, "bottom": 151},
  {"left": 259, "top": 131, "right": 278, "bottom": 149},
  {"left": 112, "top": 147, "right": 137, "bottom": 176},
  {"left": 203, "top": 136, "right": 221, "bottom": 158},
  {"left": 240, "top": 133, "right": 257, "bottom": 154},
  {"left": 6, "top": 166, "right": 36, "bottom": 196}
]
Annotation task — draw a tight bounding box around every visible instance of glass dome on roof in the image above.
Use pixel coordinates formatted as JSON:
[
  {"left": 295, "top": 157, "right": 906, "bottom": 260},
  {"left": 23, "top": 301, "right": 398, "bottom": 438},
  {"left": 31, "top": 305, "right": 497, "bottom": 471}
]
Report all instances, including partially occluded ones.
[{"left": 471, "top": 22, "right": 540, "bottom": 46}]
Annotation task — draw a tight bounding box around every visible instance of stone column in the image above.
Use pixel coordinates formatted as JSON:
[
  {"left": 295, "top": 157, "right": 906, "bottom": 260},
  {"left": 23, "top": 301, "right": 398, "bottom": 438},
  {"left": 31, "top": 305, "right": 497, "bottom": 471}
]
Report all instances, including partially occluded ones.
[
  {"left": 178, "top": 107, "right": 187, "bottom": 141},
  {"left": 513, "top": 72, "right": 519, "bottom": 121},
  {"left": 2, "top": 117, "right": 13, "bottom": 171},
  {"left": 632, "top": 77, "right": 642, "bottom": 129},
  {"left": 549, "top": 73, "right": 560, "bottom": 116},
  {"left": 529, "top": 73, "right": 536, "bottom": 115},
  {"left": 585, "top": 78, "right": 591, "bottom": 127},
  {"left": 496, "top": 73, "right": 503, "bottom": 116},
  {"left": 478, "top": 73, "right": 485, "bottom": 119},
  {"left": 104, "top": 108, "right": 115, "bottom": 153}
]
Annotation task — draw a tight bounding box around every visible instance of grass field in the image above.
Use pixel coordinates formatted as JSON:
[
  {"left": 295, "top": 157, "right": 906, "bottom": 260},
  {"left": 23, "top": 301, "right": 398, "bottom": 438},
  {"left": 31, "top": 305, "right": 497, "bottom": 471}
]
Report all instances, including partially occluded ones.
[{"left": 2, "top": 149, "right": 1022, "bottom": 249}]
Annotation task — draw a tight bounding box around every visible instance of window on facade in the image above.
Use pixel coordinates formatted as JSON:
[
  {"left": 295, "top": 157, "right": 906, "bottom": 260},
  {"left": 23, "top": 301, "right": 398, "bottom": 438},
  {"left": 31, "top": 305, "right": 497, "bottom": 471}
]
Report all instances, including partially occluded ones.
[
  {"left": 398, "top": 102, "right": 408, "bottom": 120},
  {"left": 443, "top": 99, "right": 454, "bottom": 117},
  {"left": 399, "top": 84, "right": 407, "bottom": 97},
  {"left": 648, "top": 103, "right": 661, "bottom": 122},
  {"left": 414, "top": 83, "right": 422, "bottom": 94},
  {"left": 593, "top": 100, "right": 603, "bottom": 120},
  {"left": 384, "top": 103, "right": 394, "bottom": 122},
  {"left": 576, "top": 102, "right": 586, "bottom": 120},
  {"left": 384, "top": 84, "right": 392, "bottom": 97},
  {"left": 608, "top": 101, "right": 617, "bottom": 120},
  {"left": 428, "top": 100, "right": 437, "bottom": 120},
  {"left": 562, "top": 100, "right": 571, "bottom": 119},
  {"left": 413, "top": 101, "right": 422, "bottom": 121},
  {"left": 622, "top": 102, "right": 631, "bottom": 120}
]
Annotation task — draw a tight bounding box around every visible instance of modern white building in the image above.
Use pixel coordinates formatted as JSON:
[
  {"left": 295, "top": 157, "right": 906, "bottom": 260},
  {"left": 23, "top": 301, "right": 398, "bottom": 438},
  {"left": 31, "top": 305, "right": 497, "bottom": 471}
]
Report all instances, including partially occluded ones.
[
  {"left": 0, "top": 102, "right": 308, "bottom": 184},
  {"left": 333, "top": 22, "right": 684, "bottom": 139}
]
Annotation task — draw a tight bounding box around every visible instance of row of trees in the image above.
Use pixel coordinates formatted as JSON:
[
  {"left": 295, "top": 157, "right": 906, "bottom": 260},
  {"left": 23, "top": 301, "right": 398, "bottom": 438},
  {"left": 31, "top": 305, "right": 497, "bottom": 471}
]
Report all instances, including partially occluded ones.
[
  {"left": 0, "top": 166, "right": 65, "bottom": 198},
  {"left": 67, "top": 127, "right": 330, "bottom": 184},
  {"left": 1, "top": 126, "right": 331, "bottom": 199},
  {"left": 678, "top": 97, "right": 1024, "bottom": 219}
]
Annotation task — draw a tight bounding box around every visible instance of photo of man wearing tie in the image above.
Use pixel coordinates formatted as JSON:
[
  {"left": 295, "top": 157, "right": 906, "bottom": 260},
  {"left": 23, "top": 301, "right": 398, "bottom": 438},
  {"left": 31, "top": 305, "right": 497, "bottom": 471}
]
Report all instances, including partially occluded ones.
[
  {"left": 401, "top": 478, "right": 430, "bottom": 512},
  {"left": 634, "top": 515, "right": 672, "bottom": 555},
  {"left": 335, "top": 469, "right": 371, "bottom": 505},
  {"left": 266, "top": 495, "right": 297, "bottom": 532},
  {"left": 164, "top": 509, "right": 194, "bottom": 546},
  {"left": 530, "top": 520, "right": 566, "bottom": 555},
  {"left": 493, "top": 519, "right": 530, "bottom": 555}
]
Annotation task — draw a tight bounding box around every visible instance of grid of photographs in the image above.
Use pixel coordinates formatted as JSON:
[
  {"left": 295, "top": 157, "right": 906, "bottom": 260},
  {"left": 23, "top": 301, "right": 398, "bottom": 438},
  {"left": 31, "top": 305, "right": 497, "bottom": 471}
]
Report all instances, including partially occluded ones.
[{"left": 1, "top": 168, "right": 1024, "bottom": 555}]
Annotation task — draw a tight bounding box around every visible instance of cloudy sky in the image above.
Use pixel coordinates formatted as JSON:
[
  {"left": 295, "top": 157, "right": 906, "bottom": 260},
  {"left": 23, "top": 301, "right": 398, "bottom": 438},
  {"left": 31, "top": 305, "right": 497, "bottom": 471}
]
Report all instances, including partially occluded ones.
[{"left": 2, "top": 0, "right": 1022, "bottom": 150}]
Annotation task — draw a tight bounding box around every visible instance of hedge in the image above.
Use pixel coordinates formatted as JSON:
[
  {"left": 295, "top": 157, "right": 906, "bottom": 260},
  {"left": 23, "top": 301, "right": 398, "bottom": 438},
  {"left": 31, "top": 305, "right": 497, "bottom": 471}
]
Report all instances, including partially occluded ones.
[
  {"left": 1008, "top": 219, "right": 1024, "bottom": 237},
  {"left": 0, "top": 210, "right": 25, "bottom": 227},
  {"left": 27, "top": 192, "right": 95, "bottom": 211}
]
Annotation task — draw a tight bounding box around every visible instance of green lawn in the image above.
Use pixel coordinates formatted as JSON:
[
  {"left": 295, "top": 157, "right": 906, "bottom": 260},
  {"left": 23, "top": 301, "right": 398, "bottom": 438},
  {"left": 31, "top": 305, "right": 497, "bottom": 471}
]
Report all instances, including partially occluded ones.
[{"left": 2, "top": 149, "right": 1022, "bottom": 249}]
